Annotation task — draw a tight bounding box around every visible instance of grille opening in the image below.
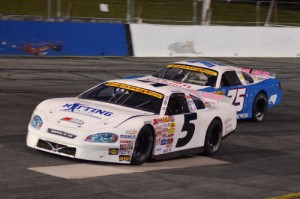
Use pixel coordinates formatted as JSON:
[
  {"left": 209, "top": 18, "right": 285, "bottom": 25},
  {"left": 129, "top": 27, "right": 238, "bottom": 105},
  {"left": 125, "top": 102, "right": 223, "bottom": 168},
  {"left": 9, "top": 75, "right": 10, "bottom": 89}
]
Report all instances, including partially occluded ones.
[{"left": 37, "top": 139, "right": 76, "bottom": 156}]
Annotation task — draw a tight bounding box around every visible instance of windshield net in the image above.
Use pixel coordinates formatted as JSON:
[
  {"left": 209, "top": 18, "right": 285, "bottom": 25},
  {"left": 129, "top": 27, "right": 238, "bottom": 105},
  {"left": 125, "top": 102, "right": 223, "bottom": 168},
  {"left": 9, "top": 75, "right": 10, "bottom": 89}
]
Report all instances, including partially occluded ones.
[
  {"left": 152, "top": 64, "right": 218, "bottom": 87},
  {"left": 79, "top": 82, "right": 163, "bottom": 114}
]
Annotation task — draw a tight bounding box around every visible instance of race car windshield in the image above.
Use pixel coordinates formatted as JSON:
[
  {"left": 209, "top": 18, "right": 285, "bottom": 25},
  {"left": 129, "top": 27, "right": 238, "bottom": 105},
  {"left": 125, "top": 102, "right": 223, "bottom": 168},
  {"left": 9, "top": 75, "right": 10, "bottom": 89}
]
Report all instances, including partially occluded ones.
[
  {"left": 152, "top": 67, "right": 218, "bottom": 87},
  {"left": 79, "top": 84, "right": 163, "bottom": 114}
]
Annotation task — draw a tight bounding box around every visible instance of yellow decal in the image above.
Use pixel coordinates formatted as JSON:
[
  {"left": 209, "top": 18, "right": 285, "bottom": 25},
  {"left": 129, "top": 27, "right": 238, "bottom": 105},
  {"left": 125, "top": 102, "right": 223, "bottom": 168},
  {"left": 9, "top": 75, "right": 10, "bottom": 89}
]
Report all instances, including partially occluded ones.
[
  {"left": 106, "top": 82, "right": 163, "bottom": 99},
  {"left": 168, "top": 64, "right": 218, "bottom": 76},
  {"left": 168, "top": 128, "right": 175, "bottom": 133},
  {"left": 267, "top": 192, "right": 300, "bottom": 199},
  {"left": 163, "top": 117, "right": 170, "bottom": 122},
  {"left": 119, "top": 155, "right": 131, "bottom": 161},
  {"left": 214, "top": 90, "right": 225, "bottom": 95},
  {"left": 170, "top": 122, "right": 176, "bottom": 128}
]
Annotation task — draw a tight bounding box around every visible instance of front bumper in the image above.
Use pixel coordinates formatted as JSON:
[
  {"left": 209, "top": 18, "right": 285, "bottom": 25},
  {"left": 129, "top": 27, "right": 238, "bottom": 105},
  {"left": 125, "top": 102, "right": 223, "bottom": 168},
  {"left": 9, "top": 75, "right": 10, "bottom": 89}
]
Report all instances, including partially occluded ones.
[{"left": 26, "top": 127, "right": 131, "bottom": 164}]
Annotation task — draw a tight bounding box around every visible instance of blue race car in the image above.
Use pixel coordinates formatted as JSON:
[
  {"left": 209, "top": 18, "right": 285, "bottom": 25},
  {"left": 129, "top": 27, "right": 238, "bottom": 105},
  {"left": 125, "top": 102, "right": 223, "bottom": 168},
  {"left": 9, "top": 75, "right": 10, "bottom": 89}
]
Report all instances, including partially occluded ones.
[{"left": 136, "top": 60, "right": 282, "bottom": 122}]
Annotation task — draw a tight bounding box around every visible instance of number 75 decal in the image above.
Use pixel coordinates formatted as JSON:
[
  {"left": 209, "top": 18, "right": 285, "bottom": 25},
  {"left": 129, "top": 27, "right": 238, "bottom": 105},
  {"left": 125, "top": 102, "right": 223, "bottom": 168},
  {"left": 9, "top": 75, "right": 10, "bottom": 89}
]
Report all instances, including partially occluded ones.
[{"left": 227, "top": 88, "right": 246, "bottom": 112}]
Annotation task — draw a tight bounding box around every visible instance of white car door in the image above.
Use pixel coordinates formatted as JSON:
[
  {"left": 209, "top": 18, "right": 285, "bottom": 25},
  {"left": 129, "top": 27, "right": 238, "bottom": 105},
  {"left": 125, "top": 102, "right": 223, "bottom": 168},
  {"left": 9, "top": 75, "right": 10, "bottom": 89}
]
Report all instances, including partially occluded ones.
[{"left": 164, "top": 93, "right": 202, "bottom": 152}]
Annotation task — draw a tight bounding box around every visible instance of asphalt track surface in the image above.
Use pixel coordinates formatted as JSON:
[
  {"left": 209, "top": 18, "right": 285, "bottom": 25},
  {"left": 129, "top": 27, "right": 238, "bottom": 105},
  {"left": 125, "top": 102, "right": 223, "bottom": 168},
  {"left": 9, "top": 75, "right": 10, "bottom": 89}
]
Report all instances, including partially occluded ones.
[{"left": 0, "top": 57, "right": 299, "bottom": 199}]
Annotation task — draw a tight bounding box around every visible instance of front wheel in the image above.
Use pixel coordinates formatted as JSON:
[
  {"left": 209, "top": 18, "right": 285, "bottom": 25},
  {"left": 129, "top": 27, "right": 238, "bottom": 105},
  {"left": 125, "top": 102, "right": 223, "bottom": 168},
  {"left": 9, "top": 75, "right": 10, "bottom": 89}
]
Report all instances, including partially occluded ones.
[
  {"left": 252, "top": 93, "right": 268, "bottom": 122},
  {"left": 131, "top": 126, "right": 154, "bottom": 165},
  {"left": 204, "top": 119, "right": 222, "bottom": 156}
]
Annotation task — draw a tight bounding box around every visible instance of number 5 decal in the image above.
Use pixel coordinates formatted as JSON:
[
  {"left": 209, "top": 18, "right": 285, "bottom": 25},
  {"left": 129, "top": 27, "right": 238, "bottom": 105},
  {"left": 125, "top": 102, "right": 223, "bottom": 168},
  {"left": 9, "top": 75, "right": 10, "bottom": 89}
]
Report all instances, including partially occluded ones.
[
  {"left": 227, "top": 88, "right": 246, "bottom": 112},
  {"left": 176, "top": 113, "right": 197, "bottom": 148}
]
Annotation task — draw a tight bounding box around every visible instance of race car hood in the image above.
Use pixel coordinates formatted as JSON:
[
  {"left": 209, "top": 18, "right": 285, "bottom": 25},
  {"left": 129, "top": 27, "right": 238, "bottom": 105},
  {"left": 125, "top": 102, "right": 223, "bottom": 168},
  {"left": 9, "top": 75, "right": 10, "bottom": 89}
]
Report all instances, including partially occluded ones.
[
  {"left": 35, "top": 97, "right": 152, "bottom": 131},
  {"left": 137, "top": 76, "right": 208, "bottom": 90}
]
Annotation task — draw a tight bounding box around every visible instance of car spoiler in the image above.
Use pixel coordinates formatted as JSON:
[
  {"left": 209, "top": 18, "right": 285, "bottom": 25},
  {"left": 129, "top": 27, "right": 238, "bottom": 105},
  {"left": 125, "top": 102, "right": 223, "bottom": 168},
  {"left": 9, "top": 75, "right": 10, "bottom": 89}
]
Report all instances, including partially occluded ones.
[{"left": 190, "top": 90, "right": 232, "bottom": 104}]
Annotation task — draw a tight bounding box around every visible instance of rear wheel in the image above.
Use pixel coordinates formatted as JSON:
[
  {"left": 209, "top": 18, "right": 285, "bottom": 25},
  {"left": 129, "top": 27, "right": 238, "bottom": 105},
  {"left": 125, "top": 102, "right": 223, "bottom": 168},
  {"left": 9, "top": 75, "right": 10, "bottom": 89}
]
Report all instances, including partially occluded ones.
[
  {"left": 204, "top": 119, "right": 222, "bottom": 156},
  {"left": 131, "top": 126, "right": 154, "bottom": 165},
  {"left": 252, "top": 93, "right": 268, "bottom": 122}
]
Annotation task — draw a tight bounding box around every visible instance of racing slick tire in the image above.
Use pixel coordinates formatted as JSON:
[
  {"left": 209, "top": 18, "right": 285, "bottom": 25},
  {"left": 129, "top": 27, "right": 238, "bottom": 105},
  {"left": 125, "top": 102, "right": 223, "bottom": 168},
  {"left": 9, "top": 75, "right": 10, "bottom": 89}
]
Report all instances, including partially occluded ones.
[
  {"left": 204, "top": 119, "right": 222, "bottom": 156},
  {"left": 131, "top": 126, "right": 154, "bottom": 165},
  {"left": 252, "top": 93, "right": 268, "bottom": 122}
]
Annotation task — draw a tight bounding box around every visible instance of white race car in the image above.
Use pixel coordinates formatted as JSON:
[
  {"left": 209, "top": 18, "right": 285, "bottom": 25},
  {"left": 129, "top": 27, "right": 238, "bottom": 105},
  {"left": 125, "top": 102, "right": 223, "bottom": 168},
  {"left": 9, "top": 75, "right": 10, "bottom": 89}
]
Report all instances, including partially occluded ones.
[{"left": 27, "top": 79, "right": 237, "bottom": 165}]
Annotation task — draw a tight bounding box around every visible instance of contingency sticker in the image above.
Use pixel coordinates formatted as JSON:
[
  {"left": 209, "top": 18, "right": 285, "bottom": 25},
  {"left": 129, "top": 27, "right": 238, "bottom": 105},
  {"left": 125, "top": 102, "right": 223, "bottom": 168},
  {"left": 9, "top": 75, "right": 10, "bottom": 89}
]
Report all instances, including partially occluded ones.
[{"left": 153, "top": 116, "right": 176, "bottom": 155}]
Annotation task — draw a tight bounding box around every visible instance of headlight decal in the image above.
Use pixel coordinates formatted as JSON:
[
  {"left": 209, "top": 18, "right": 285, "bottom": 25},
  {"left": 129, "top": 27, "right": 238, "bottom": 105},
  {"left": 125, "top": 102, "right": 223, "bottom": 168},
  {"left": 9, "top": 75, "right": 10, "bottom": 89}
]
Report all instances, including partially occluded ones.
[
  {"left": 85, "top": 133, "right": 118, "bottom": 143},
  {"left": 31, "top": 115, "right": 43, "bottom": 129}
]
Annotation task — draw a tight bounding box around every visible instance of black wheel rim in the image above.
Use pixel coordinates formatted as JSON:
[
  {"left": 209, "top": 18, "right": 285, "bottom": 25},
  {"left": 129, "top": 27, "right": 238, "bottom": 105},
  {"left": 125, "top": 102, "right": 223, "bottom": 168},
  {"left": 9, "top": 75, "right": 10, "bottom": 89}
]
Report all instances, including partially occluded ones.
[
  {"left": 255, "top": 98, "right": 266, "bottom": 119},
  {"left": 208, "top": 126, "right": 220, "bottom": 151},
  {"left": 133, "top": 134, "right": 148, "bottom": 159}
]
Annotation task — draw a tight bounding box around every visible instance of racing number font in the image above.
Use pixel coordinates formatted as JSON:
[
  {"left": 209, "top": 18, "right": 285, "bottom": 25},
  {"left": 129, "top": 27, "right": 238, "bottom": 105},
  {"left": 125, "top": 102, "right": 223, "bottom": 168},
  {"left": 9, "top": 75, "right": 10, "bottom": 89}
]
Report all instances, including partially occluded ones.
[
  {"left": 227, "top": 88, "right": 246, "bottom": 112},
  {"left": 176, "top": 113, "right": 197, "bottom": 148}
]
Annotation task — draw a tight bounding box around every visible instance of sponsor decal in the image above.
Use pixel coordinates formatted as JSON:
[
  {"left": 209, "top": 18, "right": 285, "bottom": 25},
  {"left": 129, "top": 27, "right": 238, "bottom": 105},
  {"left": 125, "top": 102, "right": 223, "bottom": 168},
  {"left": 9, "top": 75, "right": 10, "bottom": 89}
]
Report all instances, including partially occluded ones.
[
  {"left": 120, "top": 135, "right": 136, "bottom": 139},
  {"left": 240, "top": 67, "right": 271, "bottom": 77},
  {"left": 163, "top": 123, "right": 169, "bottom": 130},
  {"left": 119, "top": 155, "right": 131, "bottom": 162},
  {"left": 126, "top": 130, "right": 138, "bottom": 134},
  {"left": 105, "top": 82, "right": 163, "bottom": 99},
  {"left": 168, "top": 128, "right": 175, "bottom": 133},
  {"left": 120, "top": 140, "right": 133, "bottom": 143},
  {"left": 168, "top": 64, "right": 218, "bottom": 76},
  {"left": 120, "top": 144, "right": 133, "bottom": 150},
  {"left": 156, "top": 147, "right": 163, "bottom": 153},
  {"left": 155, "top": 125, "right": 163, "bottom": 131},
  {"left": 167, "top": 133, "right": 174, "bottom": 138},
  {"left": 251, "top": 70, "right": 270, "bottom": 76},
  {"left": 188, "top": 100, "right": 197, "bottom": 111},
  {"left": 170, "top": 122, "right": 176, "bottom": 128},
  {"left": 162, "top": 131, "right": 168, "bottom": 138},
  {"left": 170, "top": 116, "right": 175, "bottom": 122},
  {"left": 120, "top": 140, "right": 134, "bottom": 150},
  {"left": 161, "top": 139, "right": 167, "bottom": 145},
  {"left": 205, "top": 102, "right": 211, "bottom": 108},
  {"left": 60, "top": 103, "right": 113, "bottom": 119},
  {"left": 153, "top": 119, "right": 158, "bottom": 125},
  {"left": 167, "top": 138, "right": 174, "bottom": 144},
  {"left": 269, "top": 94, "right": 277, "bottom": 104},
  {"left": 214, "top": 90, "right": 225, "bottom": 96},
  {"left": 156, "top": 131, "right": 163, "bottom": 137},
  {"left": 153, "top": 117, "right": 170, "bottom": 125},
  {"left": 108, "top": 148, "right": 119, "bottom": 155},
  {"left": 47, "top": 128, "right": 77, "bottom": 139},
  {"left": 163, "top": 117, "right": 170, "bottom": 122},
  {"left": 166, "top": 143, "right": 173, "bottom": 148},
  {"left": 163, "top": 148, "right": 171, "bottom": 153},
  {"left": 119, "top": 150, "right": 131, "bottom": 155},
  {"left": 156, "top": 137, "right": 162, "bottom": 145},
  {"left": 60, "top": 117, "right": 84, "bottom": 125},
  {"left": 237, "top": 113, "right": 248, "bottom": 119}
]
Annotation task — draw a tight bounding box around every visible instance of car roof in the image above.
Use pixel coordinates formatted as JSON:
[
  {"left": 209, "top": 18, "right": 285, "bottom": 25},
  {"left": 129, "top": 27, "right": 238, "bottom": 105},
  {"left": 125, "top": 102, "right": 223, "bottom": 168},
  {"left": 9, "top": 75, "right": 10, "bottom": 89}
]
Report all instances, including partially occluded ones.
[
  {"left": 105, "top": 78, "right": 190, "bottom": 96},
  {"left": 174, "top": 60, "right": 241, "bottom": 74}
]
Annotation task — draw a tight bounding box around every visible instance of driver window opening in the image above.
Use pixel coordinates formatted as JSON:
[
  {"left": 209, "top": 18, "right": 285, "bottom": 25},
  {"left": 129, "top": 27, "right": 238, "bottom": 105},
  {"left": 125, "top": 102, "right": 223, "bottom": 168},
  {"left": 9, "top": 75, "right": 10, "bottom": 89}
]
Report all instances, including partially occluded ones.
[
  {"left": 165, "top": 93, "right": 190, "bottom": 115},
  {"left": 221, "top": 71, "right": 242, "bottom": 87}
]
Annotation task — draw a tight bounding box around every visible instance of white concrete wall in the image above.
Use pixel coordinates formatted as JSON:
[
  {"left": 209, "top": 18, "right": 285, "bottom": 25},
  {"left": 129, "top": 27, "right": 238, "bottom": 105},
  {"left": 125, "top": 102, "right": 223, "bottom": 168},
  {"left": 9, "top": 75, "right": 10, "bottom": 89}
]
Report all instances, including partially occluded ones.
[{"left": 130, "top": 24, "right": 300, "bottom": 57}]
